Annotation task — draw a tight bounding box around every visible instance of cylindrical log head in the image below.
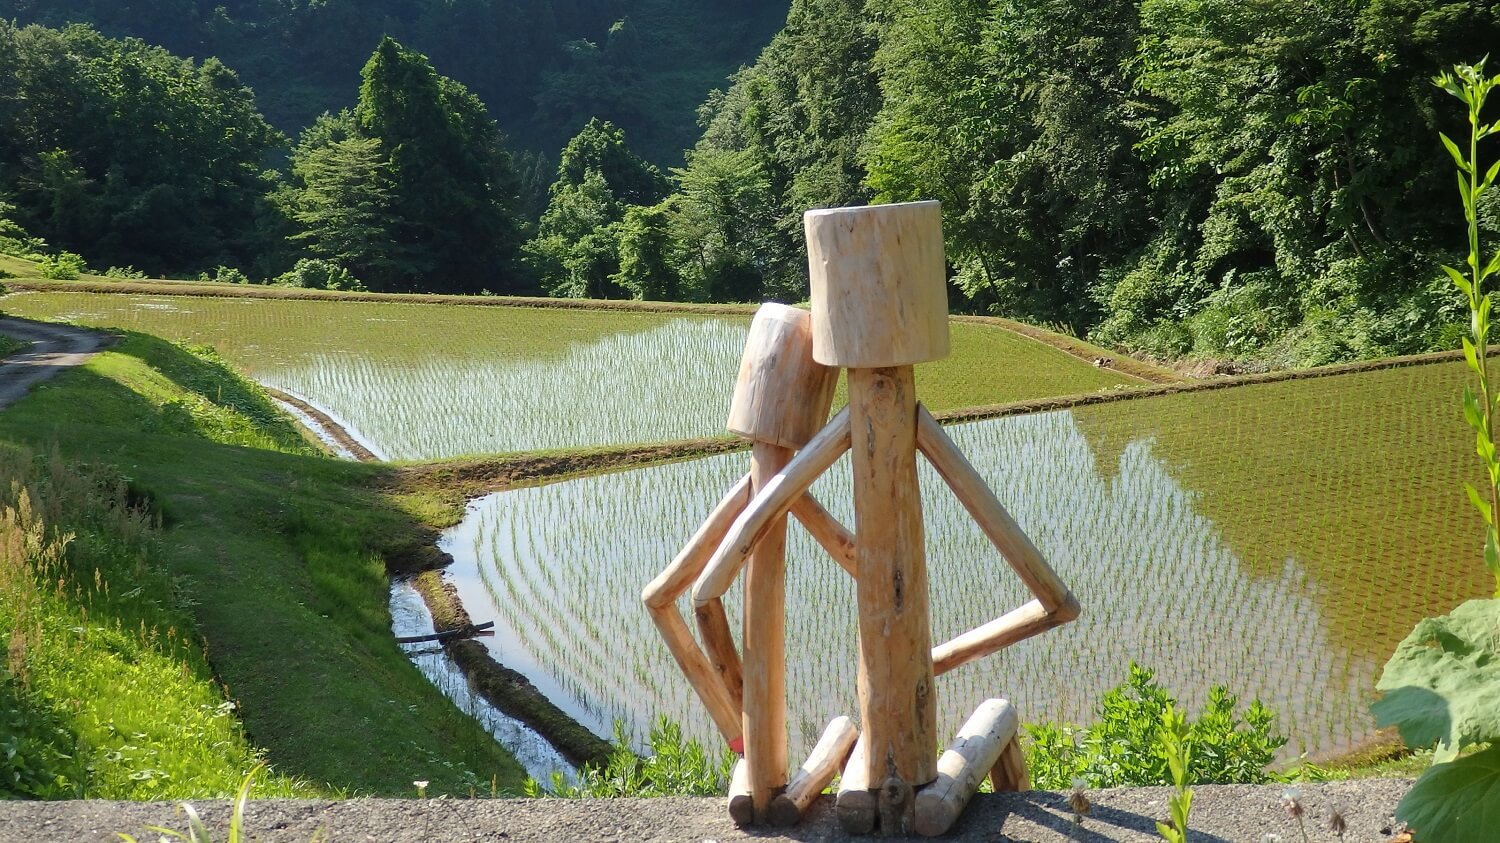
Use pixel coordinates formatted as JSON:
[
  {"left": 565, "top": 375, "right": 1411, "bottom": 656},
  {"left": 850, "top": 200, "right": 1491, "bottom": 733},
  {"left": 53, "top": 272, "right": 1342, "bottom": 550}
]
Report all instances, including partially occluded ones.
[
  {"left": 726, "top": 303, "right": 839, "bottom": 448},
  {"left": 804, "top": 201, "right": 950, "bottom": 368}
]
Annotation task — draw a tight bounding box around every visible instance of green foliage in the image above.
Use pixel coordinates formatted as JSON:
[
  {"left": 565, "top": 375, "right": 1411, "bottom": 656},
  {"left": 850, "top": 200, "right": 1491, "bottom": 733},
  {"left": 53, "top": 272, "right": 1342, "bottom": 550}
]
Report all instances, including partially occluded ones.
[
  {"left": 1431, "top": 61, "right": 1500, "bottom": 596},
  {"left": 37, "top": 251, "right": 86, "bottom": 280},
  {"left": 197, "top": 266, "right": 250, "bottom": 286},
  {"left": 0, "top": 447, "right": 310, "bottom": 799},
  {"left": 1371, "top": 63, "right": 1500, "bottom": 842},
  {"left": 0, "top": 334, "right": 527, "bottom": 795},
  {"left": 274, "top": 259, "right": 366, "bottom": 293},
  {"left": 1155, "top": 704, "right": 1194, "bottom": 843},
  {"left": 612, "top": 202, "right": 680, "bottom": 300},
  {"left": 0, "top": 22, "right": 280, "bottom": 276},
  {"left": 0, "top": 1, "right": 788, "bottom": 167},
  {"left": 525, "top": 717, "right": 734, "bottom": 797},
  {"left": 528, "top": 120, "right": 667, "bottom": 298},
  {"left": 1026, "top": 664, "right": 1287, "bottom": 789},
  {"left": 103, "top": 266, "right": 147, "bottom": 280},
  {"left": 1374, "top": 599, "right": 1500, "bottom": 754},
  {"left": 342, "top": 38, "right": 525, "bottom": 294},
  {"left": 1394, "top": 742, "right": 1500, "bottom": 841}
]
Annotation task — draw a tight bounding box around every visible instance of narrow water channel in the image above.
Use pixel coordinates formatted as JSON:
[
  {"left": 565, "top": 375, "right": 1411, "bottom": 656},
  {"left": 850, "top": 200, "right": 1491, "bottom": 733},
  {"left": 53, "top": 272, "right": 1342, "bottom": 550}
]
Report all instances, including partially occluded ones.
[
  {"left": 390, "top": 581, "right": 575, "bottom": 784},
  {"left": 272, "top": 385, "right": 576, "bottom": 780}
]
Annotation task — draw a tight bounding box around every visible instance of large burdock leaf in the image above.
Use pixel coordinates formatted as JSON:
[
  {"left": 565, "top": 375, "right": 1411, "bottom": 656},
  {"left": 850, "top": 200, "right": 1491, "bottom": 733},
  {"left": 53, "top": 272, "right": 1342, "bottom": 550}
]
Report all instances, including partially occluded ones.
[
  {"left": 1396, "top": 742, "right": 1500, "bottom": 842},
  {"left": 1372, "top": 599, "right": 1500, "bottom": 752}
]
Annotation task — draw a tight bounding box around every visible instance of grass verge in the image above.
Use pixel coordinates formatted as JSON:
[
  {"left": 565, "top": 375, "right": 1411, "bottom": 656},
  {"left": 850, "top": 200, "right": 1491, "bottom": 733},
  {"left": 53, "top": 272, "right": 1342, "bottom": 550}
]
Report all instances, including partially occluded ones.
[{"left": 0, "top": 331, "right": 525, "bottom": 796}]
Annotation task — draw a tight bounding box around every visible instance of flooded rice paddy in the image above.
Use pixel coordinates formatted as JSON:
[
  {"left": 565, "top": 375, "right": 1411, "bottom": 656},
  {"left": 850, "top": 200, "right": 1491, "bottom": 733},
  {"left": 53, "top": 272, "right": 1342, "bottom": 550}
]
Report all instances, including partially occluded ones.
[
  {"left": 6, "top": 292, "right": 1135, "bottom": 457},
  {"left": 438, "top": 360, "right": 1488, "bottom": 761}
]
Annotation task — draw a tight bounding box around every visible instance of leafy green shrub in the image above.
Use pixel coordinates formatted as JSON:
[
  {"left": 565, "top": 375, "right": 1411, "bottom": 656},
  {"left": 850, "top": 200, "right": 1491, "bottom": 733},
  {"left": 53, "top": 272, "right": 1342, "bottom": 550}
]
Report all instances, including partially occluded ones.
[
  {"left": 104, "top": 266, "right": 148, "bottom": 280},
  {"left": 198, "top": 266, "right": 251, "bottom": 285},
  {"left": 525, "top": 716, "right": 734, "bottom": 797},
  {"left": 1026, "top": 663, "right": 1287, "bottom": 789},
  {"left": 1372, "top": 61, "right": 1500, "bottom": 842},
  {"left": 274, "top": 258, "right": 367, "bottom": 292},
  {"left": 37, "top": 251, "right": 86, "bottom": 280}
]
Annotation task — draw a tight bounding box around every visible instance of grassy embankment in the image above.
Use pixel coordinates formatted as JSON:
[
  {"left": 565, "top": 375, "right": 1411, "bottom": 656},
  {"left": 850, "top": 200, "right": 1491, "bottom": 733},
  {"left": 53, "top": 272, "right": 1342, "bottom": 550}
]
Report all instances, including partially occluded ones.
[{"left": 0, "top": 331, "right": 527, "bottom": 797}]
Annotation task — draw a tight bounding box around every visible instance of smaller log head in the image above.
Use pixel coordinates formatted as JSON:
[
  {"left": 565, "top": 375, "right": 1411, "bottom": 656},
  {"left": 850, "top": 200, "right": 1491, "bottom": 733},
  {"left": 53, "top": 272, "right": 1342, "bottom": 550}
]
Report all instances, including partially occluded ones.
[
  {"left": 726, "top": 303, "right": 839, "bottom": 449},
  {"left": 804, "top": 200, "right": 950, "bottom": 368}
]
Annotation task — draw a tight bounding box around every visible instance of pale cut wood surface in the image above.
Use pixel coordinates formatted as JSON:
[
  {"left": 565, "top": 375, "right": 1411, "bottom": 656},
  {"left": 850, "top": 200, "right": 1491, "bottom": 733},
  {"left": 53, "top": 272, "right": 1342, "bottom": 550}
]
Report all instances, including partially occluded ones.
[
  {"left": 728, "top": 758, "right": 753, "bottom": 826},
  {"left": 788, "top": 492, "right": 857, "bottom": 576},
  {"left": 642, "top": 473, "right": 752, "bottom": 609},
  {"left": 727, "top": 303, "right": 838, "bottom": 448},
  {"left": 804, "top": 201, "right": 950, "bottom": 368},
  {"left": 769, "top": 716, "right": 860, "bottom": 827},
  {"left": 743, "top": 441, "right": 793, "bottom": 821},
  {"left": 931, "top": 596, "right": 1080, "bottom": 676},
  {"left": 847, "top": 366, "right": 937, "bottom": 816},
  {"left": 647, "top": 604, "right": 742, "bottom": 744},
  {"left": 692, "top": 409, "right": 852, "bottom": 605},
  {"left": 914, "top": 405, "right": 1073, "bottom": 612},
  {"left": 914, "top": 699, "right": 1020, "bottom": 837},
  {"left": 836, "top": 734, "right": 876, "bottom": 834},
  {"left": 695, "top": 597, "right": 744, "bottom": 713},
  {"left": 990, "top": 737, "right": 1030, "bottom": 793}
]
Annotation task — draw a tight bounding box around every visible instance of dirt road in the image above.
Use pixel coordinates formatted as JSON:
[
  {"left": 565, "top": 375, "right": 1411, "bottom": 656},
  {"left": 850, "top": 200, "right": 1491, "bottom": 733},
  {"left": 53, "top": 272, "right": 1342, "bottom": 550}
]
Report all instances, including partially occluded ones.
[{"left": 0, "top": 317, "right": 105, "bottom": 409}]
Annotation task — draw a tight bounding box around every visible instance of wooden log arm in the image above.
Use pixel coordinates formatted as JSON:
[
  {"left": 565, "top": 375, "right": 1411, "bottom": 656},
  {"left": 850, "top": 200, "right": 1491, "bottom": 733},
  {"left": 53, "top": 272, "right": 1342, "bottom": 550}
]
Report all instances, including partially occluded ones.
[
  {"left": 932, "top": 596, "right": 1080, "bottom": 676},
  {"left": 647, "top": 603, "right": 742, "bottom": 744},
  {"left": 642, "top": 472, "right": 752, "bottom": 609},
  {"left": 788, "top": 492, "right": 857, "bottom": 576},
  {"left": 692, "top": 408, "right": 852, "bottom": 606},
  {"left": 914, "top": 404, "right": 1074, "bottom": 612}
]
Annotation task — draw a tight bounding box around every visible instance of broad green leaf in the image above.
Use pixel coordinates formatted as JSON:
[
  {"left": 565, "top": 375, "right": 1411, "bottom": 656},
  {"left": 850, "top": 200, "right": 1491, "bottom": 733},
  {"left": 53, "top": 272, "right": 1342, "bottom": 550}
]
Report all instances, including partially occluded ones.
[
  {"left": 1441, "top": 133, "right": 1470, "bottom": 173},
  {"left": 1466, "top": 483, "right": 1493, "bottom": 524},
  {"left": 1373, "top": 599, "right": 1500, "bottom": 751},
  {"left": 1486, "top": 250, "right": 1500, "bottom": 280},
  {"left": 1487, "top": 158, "right": 1500, "bottom": 189},
  {"left": 1460, "top": 170, "right": 1474, "bottom": 205},
  {"left": 1446, "top": 263, "right": 1474, "bottom": 296},
  {"left": 1396, "top": 743, "right": 1500, "bottom": 843},
  {"left": 1464, "top": 339, "right": 1482, "bottom": 375},
  {"left": 1463, "top": 385, "right": 1484, "bottom": 429}
]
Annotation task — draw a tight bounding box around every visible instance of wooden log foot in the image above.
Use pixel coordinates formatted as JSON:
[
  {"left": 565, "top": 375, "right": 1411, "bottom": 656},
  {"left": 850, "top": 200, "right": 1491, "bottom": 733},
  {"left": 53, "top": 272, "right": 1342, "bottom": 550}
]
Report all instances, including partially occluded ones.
[
  {"left": 913, "top": 698, "right": 1019, "bottom": 837},
  {"left": 835, "top": 735, "right": 876, "bottom": 834},
  {"left": 728, "top": 758, "right": 754, "bottom": 826},
  {"left": 769, "top": 716, "right": 859, "bottom": 826}
]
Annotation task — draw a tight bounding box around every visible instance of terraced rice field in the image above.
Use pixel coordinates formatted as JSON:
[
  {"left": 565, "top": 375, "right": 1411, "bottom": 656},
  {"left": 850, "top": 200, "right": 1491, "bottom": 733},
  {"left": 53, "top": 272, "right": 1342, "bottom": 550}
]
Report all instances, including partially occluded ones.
[
  {"left": 439, "top": 358, "right": 1488, "bottom": 762},
  {"left": 4, "top": 291, "right": 1137, "bottom": 458}
]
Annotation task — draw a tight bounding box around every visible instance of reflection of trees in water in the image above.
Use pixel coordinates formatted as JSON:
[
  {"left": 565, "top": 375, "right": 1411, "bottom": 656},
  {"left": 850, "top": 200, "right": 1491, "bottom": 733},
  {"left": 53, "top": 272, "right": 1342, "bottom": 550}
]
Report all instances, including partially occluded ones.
[
  {"left": 1070, "top": 360, "right": 1487, "bottom": 662},
  {"left": 452, "top": 409, "right": 1376, "bottom": 761}
]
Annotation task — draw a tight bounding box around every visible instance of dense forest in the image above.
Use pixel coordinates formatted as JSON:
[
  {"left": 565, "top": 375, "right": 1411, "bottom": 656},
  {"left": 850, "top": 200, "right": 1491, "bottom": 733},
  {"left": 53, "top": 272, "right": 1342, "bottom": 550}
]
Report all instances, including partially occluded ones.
[
  {"left": 1, "top": 1, "right": 1499, "bottom": 364},
  {"left": 0, "top": 0, "right": 788, "bottom": 165}
]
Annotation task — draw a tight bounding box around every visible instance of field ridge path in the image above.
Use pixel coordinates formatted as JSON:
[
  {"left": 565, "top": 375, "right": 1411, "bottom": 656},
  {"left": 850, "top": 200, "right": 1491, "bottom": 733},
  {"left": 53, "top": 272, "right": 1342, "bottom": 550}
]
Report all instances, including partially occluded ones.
[{"left": 0, "top": 316, "right": 106, "bottom": 410}]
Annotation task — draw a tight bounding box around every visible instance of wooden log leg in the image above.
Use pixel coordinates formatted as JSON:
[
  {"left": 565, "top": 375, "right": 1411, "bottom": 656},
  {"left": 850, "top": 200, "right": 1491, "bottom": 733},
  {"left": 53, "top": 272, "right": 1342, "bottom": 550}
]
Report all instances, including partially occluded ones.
[
  {"left": 989, "top": 736, "right": 1029, "bottom": 793},
  {"left": 743, "top": 441, "right": 793, "bottom": 822},
  {"left": 646, "top": 604, "right": 741, "bottom": 745},
  {"left": 694, "top": 597, "right": 744, "bottom": 716},
  {"left": 728, "top": 758, "right": 753, "bottom": 825},
  {"left": 836, "top": 734, "right": 876, "bottom": 834},
  {"left": 848, "top": 366, "right": 936, "bottom": 836},
  {"left": 914, "top": 699, "right": 1019, "bottom": 837},
  {"left": 770, "top": 716, "right": 859, "bottom": 826}
]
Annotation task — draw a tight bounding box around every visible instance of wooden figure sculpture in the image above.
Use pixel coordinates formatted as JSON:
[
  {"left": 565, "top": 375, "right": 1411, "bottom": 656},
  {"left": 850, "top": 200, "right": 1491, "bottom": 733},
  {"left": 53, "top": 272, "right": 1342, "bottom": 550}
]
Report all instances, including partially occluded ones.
[{"left": 648, "top": 201, "right": 1080, "bottom": 837}]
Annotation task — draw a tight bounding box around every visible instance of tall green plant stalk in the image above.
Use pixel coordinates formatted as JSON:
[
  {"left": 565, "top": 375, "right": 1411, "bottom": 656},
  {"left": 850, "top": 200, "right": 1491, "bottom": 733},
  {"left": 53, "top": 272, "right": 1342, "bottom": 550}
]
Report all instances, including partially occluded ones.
[{"left": 1436, "top": 60, "right": 1500, "bottom": 597}]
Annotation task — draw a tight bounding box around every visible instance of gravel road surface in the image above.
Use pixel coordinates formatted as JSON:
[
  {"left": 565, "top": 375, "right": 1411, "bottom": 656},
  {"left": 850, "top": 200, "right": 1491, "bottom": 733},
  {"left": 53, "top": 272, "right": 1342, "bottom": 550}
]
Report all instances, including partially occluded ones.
[{"left": 0, "top": 780, "right": 1412, "bottom": 842}]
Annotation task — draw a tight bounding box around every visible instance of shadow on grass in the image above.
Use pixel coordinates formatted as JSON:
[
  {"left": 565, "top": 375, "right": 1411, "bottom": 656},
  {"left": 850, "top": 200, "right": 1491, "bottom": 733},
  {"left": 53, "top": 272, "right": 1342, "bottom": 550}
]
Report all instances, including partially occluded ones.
[{"left": 0, "top": 335, "right": 527, "bottom": 795}]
